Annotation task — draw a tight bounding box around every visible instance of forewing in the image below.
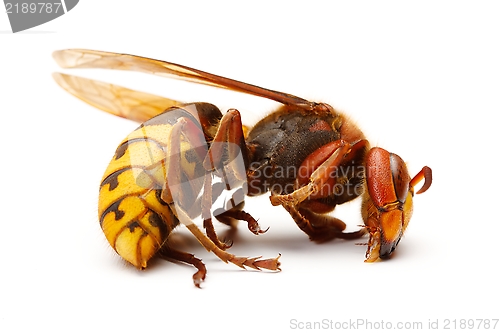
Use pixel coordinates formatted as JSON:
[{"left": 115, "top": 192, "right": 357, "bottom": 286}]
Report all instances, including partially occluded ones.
[
  {"left": 53, "top": 72, "right": 182, "bottom": 123},
  {"left": 53, "top": 49, "right": 316, "bottom": 111}
]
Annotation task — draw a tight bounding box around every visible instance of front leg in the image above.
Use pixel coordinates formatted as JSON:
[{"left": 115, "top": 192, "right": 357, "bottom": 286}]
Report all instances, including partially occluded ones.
[
  {"left": 270, "top": 140, "right": 350, "bottom": 207},
  {"left": 270, "top": 139, "right": 368, "bottom": 241},
  {"left": 279, "top": 201, "right": 366, "bottom": 242}
]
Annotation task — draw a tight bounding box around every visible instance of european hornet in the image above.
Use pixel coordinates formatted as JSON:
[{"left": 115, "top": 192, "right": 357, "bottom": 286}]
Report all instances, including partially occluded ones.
[{"left": 53, "top": 49, "right": 432, "bottom": 287}]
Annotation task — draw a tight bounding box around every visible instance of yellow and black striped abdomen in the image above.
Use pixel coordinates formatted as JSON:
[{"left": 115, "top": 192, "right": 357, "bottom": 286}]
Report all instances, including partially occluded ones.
[
  {"left": 98, "top": 118, "right": 180, "bottom": 269},
  {"left": 97, "top": 104, "right": 224, "bottom": 269}
]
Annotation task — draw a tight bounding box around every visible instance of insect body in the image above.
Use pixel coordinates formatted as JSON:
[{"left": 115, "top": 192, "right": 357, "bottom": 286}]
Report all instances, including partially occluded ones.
[{"left": 53, "top": 49, "right": 432, "bottom": 287}]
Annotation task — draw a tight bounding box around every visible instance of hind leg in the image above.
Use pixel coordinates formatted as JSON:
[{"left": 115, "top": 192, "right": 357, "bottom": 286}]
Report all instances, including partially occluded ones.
[
  {"left": 158, "top": 246, "right": 207, "bottom": 288},
  {"left": 186, "top": 223, "right": 281, "bottom": 274}
]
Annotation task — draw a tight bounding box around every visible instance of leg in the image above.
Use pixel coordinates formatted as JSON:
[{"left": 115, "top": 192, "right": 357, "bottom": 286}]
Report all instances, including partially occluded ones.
[
  {"left": 270, "top": 139, "right": 368, "bottom": 242},
  {"left": 185, "top": 222, "right": 281, "bottom": 272},
  {"left": 201, "top": 109, "right": 255, "bottom": 243},
  {"left": 163, "top": 114, "right": 233, "bottom": 250},
  {"left": 201, "top": 168, "right": 233, "bottom": 250},
  {"left": 364, "top": 229, "right": 382, "bottom": 263},
  {"left": 279, "top": 203, "right": 365, "bottom": 242},
  {"left": 165, "top": 116, "right": 281, "bottom": 285},
  {"left": 158, "top": 246, "right": 207, "bottom": 288},
  {"left": 202, "top": 108, "right": 249, "bottom": 180},
  {"left": 270, "top": 140, "right": 351, "bottom": 207},
  {"left": 203, "top": 217, "right": 233, "bottom": 250},
  {"left": 215, "top": 201, "right": 269, "bottom": 235},
  {"left": 298, "top": 206, "right": 366, "bottom": 242},
  {"left": 269, "top": 140, "right": 350, "bottom": 239}
]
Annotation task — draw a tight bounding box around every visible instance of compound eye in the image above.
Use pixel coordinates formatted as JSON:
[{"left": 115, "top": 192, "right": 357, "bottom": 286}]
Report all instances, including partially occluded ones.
[{"left": 389, "top": 153, "right": 411, "bottom": 204}]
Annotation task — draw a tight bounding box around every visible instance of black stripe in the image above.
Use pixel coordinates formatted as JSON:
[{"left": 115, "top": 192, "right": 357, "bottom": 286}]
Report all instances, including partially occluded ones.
[
  {"left": 100, "top": 167, "right": 131, "bottom": 191},
  {"left": 114, "top": 137, "right": 165, "bottom": 160},
  {"left": 99, "top": 197, "right": 126, "bottom": 225}
]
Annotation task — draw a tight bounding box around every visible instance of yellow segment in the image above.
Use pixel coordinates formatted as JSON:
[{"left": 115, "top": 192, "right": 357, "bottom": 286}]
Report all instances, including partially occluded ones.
[
  {"left": 125, "top": 124, "right": 173, "bottom": 146},
  {"left": 106, "top": 140, "right": 166, "bottom": 173},
  {"left": 141, "top": 210, "right": 163, "bottom": 245},
  {"left": 101, "top": 196, "right": 146, "bottom": 245},
  {"left": 115, "top": 227, "right": 148, "bottom": 269},
  {"left": 136, "top": 235, "right": 158, "bottom": 268},
  {"left": 141, "top": 190, "right": 176, "bottom": 229},
  {"left": 99, "top": 168, "right": 146, "bottom": 217},
  {"left": 100, "top": 196, "right": 166, "bottom": 268}
]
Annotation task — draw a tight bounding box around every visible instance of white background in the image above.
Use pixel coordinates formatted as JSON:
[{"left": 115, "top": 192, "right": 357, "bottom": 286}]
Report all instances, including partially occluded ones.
[{"left": 1, "top": 1, "right": 499, "bottom": 332}]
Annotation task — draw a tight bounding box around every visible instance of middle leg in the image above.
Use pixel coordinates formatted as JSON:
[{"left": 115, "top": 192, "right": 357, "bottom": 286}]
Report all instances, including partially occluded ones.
[{"left": 214, "top": 201, "right": 269, "bottom": 235}]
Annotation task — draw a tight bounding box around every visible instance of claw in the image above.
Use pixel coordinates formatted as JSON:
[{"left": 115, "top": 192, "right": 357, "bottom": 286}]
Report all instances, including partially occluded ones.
[
  {"left": 245, "top": 216, "right": 268, "bottom": 235},
  {"left": 192, "top": 265, "right": 207, "bottom": 288},
  {"left": 223, "top": 238, "right": 234, "bottom": 248},
  {"left": 193, "top": 273, "right": 205, "bottom": 288},
  {"left": 253, "top": 254, "right": 282, "bottom": 271},
  {"left": 248, "top": 221, "right": 270, "bottom": 235},
  {"left": 259, "top": 226, "right": 270, "bottom": 234}
]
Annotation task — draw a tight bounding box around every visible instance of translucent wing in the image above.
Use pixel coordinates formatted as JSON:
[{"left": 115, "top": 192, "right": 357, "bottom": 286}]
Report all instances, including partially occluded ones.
[
  {"left": 53, "top": 72, "right": 182, "bottom": 123},
  {"left": 53, "top": 49, "right": 318, "bottom": 111}
]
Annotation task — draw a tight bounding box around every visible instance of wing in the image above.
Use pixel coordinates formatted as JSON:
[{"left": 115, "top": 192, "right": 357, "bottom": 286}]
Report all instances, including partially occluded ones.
[
  {"left": 53, "top": 49, "right": 318, "bottom": 111},
  {"left": 53, "top": 72, "right": 183, "bottom": 123}
]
